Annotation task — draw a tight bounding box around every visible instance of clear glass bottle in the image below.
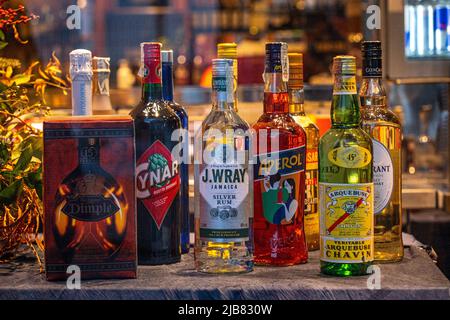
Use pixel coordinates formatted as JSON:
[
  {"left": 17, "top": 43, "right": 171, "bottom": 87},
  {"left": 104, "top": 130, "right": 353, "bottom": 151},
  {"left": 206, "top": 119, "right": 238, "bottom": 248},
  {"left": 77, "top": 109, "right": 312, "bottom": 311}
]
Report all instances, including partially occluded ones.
[
  {"left": 92, "top": 56, "right": 114, "bottom": 115},
  {"left": 360, "top": 41, "right": 403, "bottom": 263},
  {"left": 319, "top": 56, "right": 374, "bottom": 276},
  {"left": 194, "top": 59, "right": 253, "bottom": 274},
  {"left": 288, "top": 53, "right": 320, "bottom": 251}
]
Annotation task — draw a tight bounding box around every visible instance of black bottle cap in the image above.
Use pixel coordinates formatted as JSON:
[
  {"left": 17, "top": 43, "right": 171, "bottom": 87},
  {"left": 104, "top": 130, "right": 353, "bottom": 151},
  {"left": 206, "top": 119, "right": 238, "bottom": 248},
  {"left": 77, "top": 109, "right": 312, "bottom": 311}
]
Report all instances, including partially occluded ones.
[{"left": 362, "top": 41, "right": 382, "bottom": 77}]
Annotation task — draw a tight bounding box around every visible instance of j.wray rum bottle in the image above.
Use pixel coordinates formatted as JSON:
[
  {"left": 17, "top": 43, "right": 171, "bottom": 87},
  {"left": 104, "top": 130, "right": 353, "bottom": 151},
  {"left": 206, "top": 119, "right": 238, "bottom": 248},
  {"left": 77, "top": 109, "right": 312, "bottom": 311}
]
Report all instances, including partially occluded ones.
[
  {"left": 131, "top": 42, "right": 182, "bottom": 265},
  {"left": 194, "top": 59, "right": 253, "bottom": 273},
  {"left": 252, "top": 43, "right": 308, "bottom": 266},
  {"left": 359, "top": 41, "right": 403, "bottom": 263}
]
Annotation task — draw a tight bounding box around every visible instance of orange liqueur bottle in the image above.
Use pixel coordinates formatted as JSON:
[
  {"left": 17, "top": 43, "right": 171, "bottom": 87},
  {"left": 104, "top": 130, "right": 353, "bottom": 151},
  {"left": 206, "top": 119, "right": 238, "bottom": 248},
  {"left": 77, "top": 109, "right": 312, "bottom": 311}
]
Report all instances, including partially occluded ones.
[{"left": 252, "top": 43, "right": 308, "bottom": 266}]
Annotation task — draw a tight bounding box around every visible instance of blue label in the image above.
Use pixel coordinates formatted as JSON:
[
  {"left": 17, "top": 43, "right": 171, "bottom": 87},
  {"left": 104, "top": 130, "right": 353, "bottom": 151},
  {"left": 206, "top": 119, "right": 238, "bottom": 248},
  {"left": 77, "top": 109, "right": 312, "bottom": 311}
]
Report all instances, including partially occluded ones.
[{"left": 254, "top": 146, "right": 305, "bottom": 180}]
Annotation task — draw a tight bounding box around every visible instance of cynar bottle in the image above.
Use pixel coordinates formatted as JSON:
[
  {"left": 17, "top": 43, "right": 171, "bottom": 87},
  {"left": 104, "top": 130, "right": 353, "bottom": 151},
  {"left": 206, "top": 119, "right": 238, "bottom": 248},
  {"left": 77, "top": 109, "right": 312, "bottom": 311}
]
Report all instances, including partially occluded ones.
[{"left": 131, "top": 42, "right": 182, "bottom": 265}]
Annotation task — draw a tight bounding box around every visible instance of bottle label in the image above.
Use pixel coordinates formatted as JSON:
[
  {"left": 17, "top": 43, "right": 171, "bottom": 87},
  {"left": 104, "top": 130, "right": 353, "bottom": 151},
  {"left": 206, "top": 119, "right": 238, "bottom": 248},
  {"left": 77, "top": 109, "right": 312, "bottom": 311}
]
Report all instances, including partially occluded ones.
[
  {"left": 136, "top": 140, "right": 180, "bottom": 229},
  {"left": 333, "top": 76, "right": 357, "bottom": 95},
  {"left": 212, "top": 70, "right": 234, "bottom": 104},
  {"left": 265, "top": 43, "right": 289, "bottom": 82},
  {"left": 305, "top": 148, "right": 318, "bottom": 214},
  {"left": 328, "top": 146, "right": 372, "bottom": 169},
  {"left": 372, "top": 139, "right": 394, "bottom": 214},
  {"left": 254, "top": 146, "right": 305, "bottom": 225},
  {"left": 319, "top": 182, "right": 374, "bottom": 264},
  {"left": 363, "top": 59, "right": 382, "bottom": 77},
  {"left": 199, "top": 163, "right": 250, "bottom": 242}
]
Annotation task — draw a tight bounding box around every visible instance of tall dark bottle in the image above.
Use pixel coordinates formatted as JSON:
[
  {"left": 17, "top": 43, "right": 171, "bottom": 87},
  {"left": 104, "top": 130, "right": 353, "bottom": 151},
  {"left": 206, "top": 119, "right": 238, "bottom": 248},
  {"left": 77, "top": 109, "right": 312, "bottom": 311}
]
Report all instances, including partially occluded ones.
[
  {"left": 131, "top": 42, "right": 182, "bottom": 265},
  {"left": 162, "top": 49, "right": 190, "bottom": 254}
]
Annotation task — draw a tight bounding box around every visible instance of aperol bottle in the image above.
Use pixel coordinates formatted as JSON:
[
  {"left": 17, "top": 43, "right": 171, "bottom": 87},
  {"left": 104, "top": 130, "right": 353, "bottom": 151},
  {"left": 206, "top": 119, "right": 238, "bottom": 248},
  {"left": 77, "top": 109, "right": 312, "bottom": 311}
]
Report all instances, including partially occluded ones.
[{"left": 252, "top": 42, "right": 308, "bottom": 266}]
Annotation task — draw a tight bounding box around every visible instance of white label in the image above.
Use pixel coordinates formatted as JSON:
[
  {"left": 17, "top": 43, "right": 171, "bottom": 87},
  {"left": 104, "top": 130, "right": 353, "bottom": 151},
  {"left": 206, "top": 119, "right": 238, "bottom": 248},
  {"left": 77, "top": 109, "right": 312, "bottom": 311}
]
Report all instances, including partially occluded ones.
[
  {"left": 372, "top": 139, "right": 393, "bottom": 214},
  {"left": 199, "top": 163, "right": 250, "bottom": 242}
]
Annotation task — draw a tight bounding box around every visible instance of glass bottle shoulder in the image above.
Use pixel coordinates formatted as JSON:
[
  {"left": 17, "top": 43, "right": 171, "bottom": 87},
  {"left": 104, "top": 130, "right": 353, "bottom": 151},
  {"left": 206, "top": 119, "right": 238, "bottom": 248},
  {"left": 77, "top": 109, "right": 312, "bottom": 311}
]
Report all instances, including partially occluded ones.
[
  {"left": 203, "top": 109, "right": 250, "bottom": 132},
  {"left": 253, "top": 113, "right": 305, "bottom": 137},
  {"left": 131, "top": 99, "right": 180, "bottom": 124},
  {"left": 320, "top": 126, "right": 373, "bottom": 150},
  {"left": 167, "top": 100, "right": 188, "bottom": 119},
  {"left": 361, "top": 106, "right": 401, "bottom": 127}
]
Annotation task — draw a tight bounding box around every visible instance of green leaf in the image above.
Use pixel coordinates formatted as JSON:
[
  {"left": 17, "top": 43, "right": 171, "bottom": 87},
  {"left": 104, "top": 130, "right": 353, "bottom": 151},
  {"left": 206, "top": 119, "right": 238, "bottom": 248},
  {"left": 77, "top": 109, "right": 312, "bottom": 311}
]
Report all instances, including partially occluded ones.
[
  {"left": 14, "top": 144, "right": 33, "bottom": 173},
  {"left": 24, "top": 166, "right": 42, "bottom": 189},
  {"left": 0, "top": 180, "right": 23, "bottom": 205},
  {"left": 0, "top": 142, "right": 9, "bottom": 167},
  {"left": 12, "top": 74, "right": 31, "bottom": 86},
  {"left": 0, "top": 30, "right": 5, "bottom": 41},
  {"left": 0, "top": 41, "right": 8, "bottom": 50}
]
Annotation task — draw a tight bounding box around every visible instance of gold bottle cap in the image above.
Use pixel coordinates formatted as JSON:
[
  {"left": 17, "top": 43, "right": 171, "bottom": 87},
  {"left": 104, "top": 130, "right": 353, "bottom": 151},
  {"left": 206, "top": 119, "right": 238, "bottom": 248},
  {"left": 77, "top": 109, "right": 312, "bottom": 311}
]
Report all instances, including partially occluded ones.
[
  {"left": 288, "top": 53, "right": 304, "bottom": 89},
  {"left": 217, "top": 43, "right": 237, "bottom": 59},
  {"left": 333, "top": 55, "right": 356, "bottom": 75}
]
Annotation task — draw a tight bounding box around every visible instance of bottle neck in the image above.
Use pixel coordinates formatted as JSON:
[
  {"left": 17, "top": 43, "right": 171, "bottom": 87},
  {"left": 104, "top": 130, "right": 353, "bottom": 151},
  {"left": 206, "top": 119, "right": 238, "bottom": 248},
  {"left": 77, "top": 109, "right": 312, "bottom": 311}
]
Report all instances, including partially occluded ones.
[
  {"left": 288, "top": 87, "right": 305, "bottom": 115},
  {"left": 162, "top": 61, "right": 174, "bottom": 102},
  {"left": 331, "top": 74, "right": 361, "bottom": 128},
  {"left": 78, "top": 138, "right": 100, "bottom": 168},
  {"left": 212, "top": 86, "right": 236, "bottom": 112},
  {"left": 93, "top": 71, "right": 112, "bottom": 109},
  {"left": 359, "top": 77, "right": 387, "bottom": 108},
  {"left": 264, "top": 73, "right": 289, "bottom": 114},
  {"left": 72, "top": 75, "right": 93, "bottom": 116},
  {"left": 142, "top": 82, "right": 162, "bottom": 102}
]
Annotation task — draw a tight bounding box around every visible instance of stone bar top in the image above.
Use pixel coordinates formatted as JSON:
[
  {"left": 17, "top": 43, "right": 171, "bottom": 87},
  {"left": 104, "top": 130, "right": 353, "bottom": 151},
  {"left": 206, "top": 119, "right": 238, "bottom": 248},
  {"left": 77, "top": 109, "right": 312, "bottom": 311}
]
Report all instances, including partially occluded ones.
[{"left": 0, "top": 246, "right": 448, "bottom": 300}]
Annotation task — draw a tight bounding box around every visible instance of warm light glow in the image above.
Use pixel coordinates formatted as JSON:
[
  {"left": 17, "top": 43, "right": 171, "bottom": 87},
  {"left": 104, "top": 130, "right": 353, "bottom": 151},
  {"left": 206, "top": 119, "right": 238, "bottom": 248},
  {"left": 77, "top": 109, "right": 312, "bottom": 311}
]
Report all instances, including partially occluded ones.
[
  {"left": 409, "top": 166, "right": 416, "bottom": 174},
  {"left": 77, "top": 0, "right": 87, "bottom": 9},
  {"left": 177, "top": 55, "right": 186, "bottom": 65}
]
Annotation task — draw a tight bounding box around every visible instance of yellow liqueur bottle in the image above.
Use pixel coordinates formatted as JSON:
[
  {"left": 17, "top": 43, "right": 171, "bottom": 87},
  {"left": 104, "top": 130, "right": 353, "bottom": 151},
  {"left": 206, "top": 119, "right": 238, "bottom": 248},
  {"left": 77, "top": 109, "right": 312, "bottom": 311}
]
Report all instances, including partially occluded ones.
[
  {"left": 359, "top": 41, "right": 403, "bottom": 263},
  {"left": 217, "top": 43, "right": 238, "bottom": 112},
  {"left": 288, "top": 53, "right": 320, "bottom": 251}
]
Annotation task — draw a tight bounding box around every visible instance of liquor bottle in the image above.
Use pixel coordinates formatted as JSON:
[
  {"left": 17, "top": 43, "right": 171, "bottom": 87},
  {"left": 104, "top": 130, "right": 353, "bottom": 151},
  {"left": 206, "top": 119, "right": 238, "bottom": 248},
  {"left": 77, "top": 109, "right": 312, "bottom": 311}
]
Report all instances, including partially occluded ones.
[
  {"left": 217, "top": 43, "right": 238, "bottom": 112},
  {"left": 360, "top": 41, "right": 403, "bottom": 263},
  {"left": 288, "top": 53, "right": 320, "bottom": 251},
  {"left": 162, "top": 49, "right": 190, "bottom": 254},
  {"left": 194, "top": 59, "right": 253, "bottom": 273},
  {"left": 45, "top": 49, "right": 137, "bottom": 280},
  {"left": 319, "top": 56, "right": 374, "bottom": 276},
  {"left": 252, "top": 42, "right": 308, "bottom": 266},
  {"left": 131, "top": 42, "right": 182, "bottom": 265},
  {"left": 92, "top": 56, "right": 114, "bottom": 115}
]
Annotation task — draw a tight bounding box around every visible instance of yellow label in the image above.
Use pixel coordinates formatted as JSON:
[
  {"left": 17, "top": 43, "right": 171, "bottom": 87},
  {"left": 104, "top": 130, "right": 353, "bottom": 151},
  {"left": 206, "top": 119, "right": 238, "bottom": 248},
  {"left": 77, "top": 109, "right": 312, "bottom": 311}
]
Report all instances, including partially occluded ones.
[
  {"left": 319, "top": 183, "right": 374, "bottom": 263},
  {"left": 333, "top": 76, "right": 357, "bottom": 95},
  {"left": 328, "top": 146, "right": 372, "bottom": 169}
]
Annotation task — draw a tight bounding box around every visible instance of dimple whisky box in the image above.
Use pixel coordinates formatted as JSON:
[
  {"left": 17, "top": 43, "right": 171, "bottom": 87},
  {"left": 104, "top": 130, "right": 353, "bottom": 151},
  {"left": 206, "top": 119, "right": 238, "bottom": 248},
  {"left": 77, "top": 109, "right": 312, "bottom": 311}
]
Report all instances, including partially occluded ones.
[{"left": 43, "top": 116, "right": 137, "bottom": 281}]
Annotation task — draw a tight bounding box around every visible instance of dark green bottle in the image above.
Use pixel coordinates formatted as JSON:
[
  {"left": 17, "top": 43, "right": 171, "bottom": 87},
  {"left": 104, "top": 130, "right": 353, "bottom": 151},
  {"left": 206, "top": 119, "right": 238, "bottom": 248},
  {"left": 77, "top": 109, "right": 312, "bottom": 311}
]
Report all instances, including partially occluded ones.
[{"left": 318, "top": 56, "right": 374, "bottom": 276}]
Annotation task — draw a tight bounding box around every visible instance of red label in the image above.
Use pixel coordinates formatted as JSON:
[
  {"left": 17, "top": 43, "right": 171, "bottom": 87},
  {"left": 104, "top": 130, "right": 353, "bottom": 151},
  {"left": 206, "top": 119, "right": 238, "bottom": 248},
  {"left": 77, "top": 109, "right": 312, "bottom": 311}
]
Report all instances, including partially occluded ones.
[
  {"left": 142, "top": 43, "right": 161, "bottom": 84},
  {"left": 136, "top": 140, "right": 180, "bottom": 229}
]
